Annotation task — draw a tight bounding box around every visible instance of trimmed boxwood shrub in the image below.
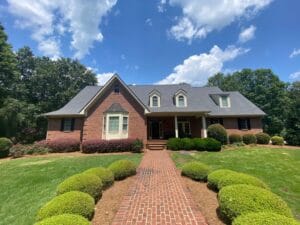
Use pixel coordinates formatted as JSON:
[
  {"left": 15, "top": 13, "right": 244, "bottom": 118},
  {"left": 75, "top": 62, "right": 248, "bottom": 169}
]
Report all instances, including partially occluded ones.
[
  {"left": 242, "top": 134, "right": 257, "bottom": 144},
  {"left": 181, "top": 162, "right": 211, "bottom": 181},
  {"left": 207, "top": 124, "right": 227, "bottom": 144},
  {"left": 0, "top": 137, "right": 13, "bottom": 158},
  {"left": 271, "top": 136, "right": 284, "bottom": 145},
  {"left": 82, "top": 139, "right": 141, "bottom": 153},
  {"left": 34, "top": 214, "right": 91, "bottom": 225},
  {"left": 108, "top": 160, "right": 137, "bottom": 180},
  {"left": 83, "top": 167, "right": 114, "bottom": 189},
  {"left": 229, "top": 134, "right": 242, "bottom": 144},
  {"left": 256, "top": 132, "right": 271, "bottom": 144},
  {"left": 233, "top": 212, "right": 300, "bottom": 225},
  {"left": 132, "top": 139, "right": 143, "bottom": 152},
  {"left": 203, "top": 138, "right": 222, "bottom": 151},
  {"left": 47, "top": 138, "right": 80, "bottom": 152},
  {"left": 193, "top": 138, "right": 206, "bottom": 151},
  {"left": 57, "top": 173, "right": 103, "bottom": 201},
  {"left": 181, "top": 137, "right": 194, "bottom": 150},
  {"left": 207, "top": 169, "right": 239, "bottom": 190},
  {"left": 218, "top": 184, "right": 293, "bottom": 222},
  {"left": 217, "top": 172, "right": 269, "bottom": 190},
  {"left": 36, "top": 191, "right": 95, "bottom": 221},
  {"left": 167, "top": 138, "right": 182, "bottom": 150}
]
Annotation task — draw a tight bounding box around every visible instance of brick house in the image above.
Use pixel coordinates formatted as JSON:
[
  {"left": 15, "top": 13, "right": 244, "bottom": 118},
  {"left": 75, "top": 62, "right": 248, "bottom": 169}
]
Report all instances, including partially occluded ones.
[{"left": 45, "top": 75, "right": 265, "bottom": 148}]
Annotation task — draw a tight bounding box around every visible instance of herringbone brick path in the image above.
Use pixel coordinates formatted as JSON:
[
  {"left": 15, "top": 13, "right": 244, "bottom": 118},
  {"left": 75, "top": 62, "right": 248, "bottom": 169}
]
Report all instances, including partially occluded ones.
[{"left": 112, "top": 150, "right": 207, "bottom": 225}]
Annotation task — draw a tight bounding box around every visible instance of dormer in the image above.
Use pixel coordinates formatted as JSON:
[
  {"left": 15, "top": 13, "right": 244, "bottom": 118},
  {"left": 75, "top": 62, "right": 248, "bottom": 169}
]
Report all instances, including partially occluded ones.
[
  {"left": 149, "top": 89, "right": 161, "bottom": 107},
  {"left": 175, "top": 89, "right": 187, "bottom": 107},
  {"left": 210, "top": 93, "right": 231, "bottom": 108}
]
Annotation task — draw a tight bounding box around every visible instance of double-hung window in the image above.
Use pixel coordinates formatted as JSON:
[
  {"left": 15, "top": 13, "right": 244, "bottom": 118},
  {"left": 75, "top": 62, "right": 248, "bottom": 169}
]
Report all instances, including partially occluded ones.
[{"left": 103, "top": 114, "right": 129, "bottom": 139}]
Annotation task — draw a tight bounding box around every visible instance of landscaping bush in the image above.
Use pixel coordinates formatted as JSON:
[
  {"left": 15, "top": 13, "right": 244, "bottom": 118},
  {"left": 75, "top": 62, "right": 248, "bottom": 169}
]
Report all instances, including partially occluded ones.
[
  {"left": 108, "top": 160, "right": 137, "bottom": 180},
  {"left": 181, "top": 162, "right": 211, "bottom": 181},
  {"left": 132, "top": 139, "right": 143, "bottom": 152},
  {"left": 57, "top": 173, "right": 103, "bottom": 201},
  {"left": 34, "top": 214, "right": 91, "bottom": 225},
  {"left": 9, "top": 144, "right": 25, "bottom": 158},
  {"left": 181, "top": 137, "right": 194, "bottom": 150},
  {"left": 203, "top": 138, "right": 222, "bottom": 151},
  {"left": 218, "top": 184, "right": 293, "bottom": 222},
  {"left": 229, "top": 134, "right": 242, "bottom": 144},
  {"left": 0, "top": 137, "right": 13, "bottom": 158},
  {"left": 256, "top": 132, "right": 271, "bottom": 144},
  {"left": 207, "top": 169, "right": 239, "bottom": 190},
  {"left": 217, "top": 172, "right": 269, "bottom": 190},
  {"left": 166, "top": 138, "right": 182, "bottom": 150},
  {"left": 82, "top": 139, "right": 140, "bottom": 153},
  {"left": 233, "top": 212, "right": 300, "bottom": 225},
  {"left": 36, "top": 191, "right": 95, "bottom": 221},
  {"left": 271, "top": 136, "right": 284, "bottom": 145},
  {"left": 207, "top": 124, "right": 227, "bottom": 144},
  {"left": 193, "top": 138, "right": 206, "bottom": 151},
  {"left": 47, "top": 138, "right": 80, "bottom": 152},
  {"left": 83, "top": 167, "right": 114, "bottom": 189},
  {"left": 242, "top": 134, "right": 257, "bottom": 144}
]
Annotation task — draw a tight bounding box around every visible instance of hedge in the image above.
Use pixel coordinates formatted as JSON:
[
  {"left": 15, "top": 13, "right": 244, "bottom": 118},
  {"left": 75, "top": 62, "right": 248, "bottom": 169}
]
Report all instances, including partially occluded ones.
[
  {"left": 181, "top": 138, "right": 194, "bottom": 150},
  {"left": 166, "top": 138, "right": 182, "bottom": 151},
  {"left": 57, "top": 173, "right": 103, "bottom": 201},
  {"left": 34, "top": 214, "right": 91, "bottom": 225},
  {"left": 181, "top": 162, "right": 211, "bottom": 181},
  {"left": 9, "top": 144, "right": 50, "bottom": 158},
  {"left": 0, "top": 137, "right": 13, "bottom": 158},
  {"left": 36, "top": 191, "right": 95, "bottom": 221},
  {"left": 242, "top": 134, "right": 257, "bottom": 144},
  {"left": 271, "top": 136, "right": 284, "bottom": 145},
  {"left": 218, "top": 184, "right": 293, "bottom": 222},
  {"left": 233, "top": 212, "right": 300, "bottom": 225},
  {"left": 83, "top": 167, "right": 114, "bottom": 189},
  {"left": 255, "top": 132, "right": 271, "bottom": 144},
  {"left": 167, "top": 137, "right": 221, "bottom": 151},
  {"left": 207, "top": 169, "right": 239, "bottom": 190},
  {"left": 108, "top": 160, "right": 137, "bottom": 180},
  {"left": 229, "top": 134, "right": 242, "bottom": 144},
  {"left": 193, "top": 138, "right": 206, "bottom": 151},
  {"left": 47, "top": 138, "right": 80, "bottom": 152},
  {"left": 203, "top": 138, "right": 222, "bottom": 151},
  {"left": 207, "top": 124, "right": 227, "bottom": 144}
]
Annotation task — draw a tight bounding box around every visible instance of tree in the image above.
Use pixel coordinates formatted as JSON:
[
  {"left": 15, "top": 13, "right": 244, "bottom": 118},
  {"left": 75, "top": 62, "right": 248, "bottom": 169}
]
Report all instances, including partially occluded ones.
[
  {"left": 207, "top": 69, "right": 288, "bottom": 135},
  {"left": 285, "top": 82, "right": 300, "bottom": 146}
]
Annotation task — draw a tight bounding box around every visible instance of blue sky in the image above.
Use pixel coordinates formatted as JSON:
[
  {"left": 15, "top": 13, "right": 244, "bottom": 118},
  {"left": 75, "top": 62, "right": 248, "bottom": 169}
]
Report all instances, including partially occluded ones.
[{"left": 1, "top": 0, "right": 300, "bottom": 85}]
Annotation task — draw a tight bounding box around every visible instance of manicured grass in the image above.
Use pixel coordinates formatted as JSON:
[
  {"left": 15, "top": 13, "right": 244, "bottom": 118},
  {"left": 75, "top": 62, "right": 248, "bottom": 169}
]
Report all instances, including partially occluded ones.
[
  {"left": 172, "top": 146, "right": 300, "bottom": 220},
  {"left": 0, "top": 153, "right": 142, "bottom": 225}
]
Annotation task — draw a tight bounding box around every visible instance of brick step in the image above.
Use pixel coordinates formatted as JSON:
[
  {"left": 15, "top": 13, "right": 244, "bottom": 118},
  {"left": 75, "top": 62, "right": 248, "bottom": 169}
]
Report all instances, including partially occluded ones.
[{"left": 146, "top": 144, "right": 166, "bottom": 150}]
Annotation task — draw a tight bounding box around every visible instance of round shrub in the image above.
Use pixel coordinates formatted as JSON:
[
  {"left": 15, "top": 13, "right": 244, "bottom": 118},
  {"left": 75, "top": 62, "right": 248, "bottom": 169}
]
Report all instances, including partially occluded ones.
[
  {"left": 242, "top": 134, "right": 257, "bottom": 144},
  {"left": 217, "top": 172, "right": 269, "bottom": 190},
  {"left": 108, "top": 160, "right": 137, "bottom": 180},
  {"left": 229, "top": 134, "right": 242, "bottom": 144},
  {"left": 181, "top": 162, "right": 211, "bottom": 181},
  {"left": 83, "top": 167, "right": 114, "bottom": 189},
  {"left": 256, "top": 132, "right": 271, "bottom": 144},
  {"left": 207, "top": 169, "right": 239, "bottom": 190},
  {"left": 271, "top": 136, "right": 284, "bottom": 145},
  {"left": 218, "top": 184, "right": 293, "bottom": 222},
  {"left": 193, "top": 138, "right": 206, "bottom": 151},
  {"left": 181, "top": 138, "right": 194, "bottom": 150},
  {"left": 36, "top": 191, "right": 95, "bottom": 221},
  {"left": 207, "top": 124, "right": 227, "bottom": 144},
  {"left": 0, "top": 137, "right": 13, "bottom": 158},
  {"left": 203, "top": 138, "right": 222, "bottom": 151},
  {"left": 167, "top": 138, "right": 182, "bottom": 150},
  {"left": 57, "top": 173, "right": 103, "bottom": 201},
  {"left": 233, "top": 212, "right": 300, "bottom": 225},
  {"left": 34, "top": 214, "right": 91, "bottom": 225}
]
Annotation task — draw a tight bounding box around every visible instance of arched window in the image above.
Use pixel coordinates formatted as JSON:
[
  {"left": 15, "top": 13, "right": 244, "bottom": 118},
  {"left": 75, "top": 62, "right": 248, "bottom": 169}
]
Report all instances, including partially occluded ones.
[
  {"left": 152, "top": 96, "right": 158, "bottom": 107},
  {"left": 178, "top": 95, "right": 185, "bottom": 107}
]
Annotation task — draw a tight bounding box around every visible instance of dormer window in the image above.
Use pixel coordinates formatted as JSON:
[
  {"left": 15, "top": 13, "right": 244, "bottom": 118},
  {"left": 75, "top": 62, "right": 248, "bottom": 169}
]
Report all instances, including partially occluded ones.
[
  {"left": 178, "top": 95, "right": 185, "bottom": 107},
  {"left": 150, "top": 94, "right": 160, "bottom": 107},
  {"left": 220, "top": 96, "right": 230, "bottom": 108},
  {"left": 175, "top": 90, "right": 187, "bottom": 107}
]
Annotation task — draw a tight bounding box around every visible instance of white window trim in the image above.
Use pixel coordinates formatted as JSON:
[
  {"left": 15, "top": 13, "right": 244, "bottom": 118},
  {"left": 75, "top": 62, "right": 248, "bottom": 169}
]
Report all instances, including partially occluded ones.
[
  {"left": 219, "top": 96, "right": 231, "bottom": 108},
  {"left": 178, "top": 121, "right": 191, "bottom": 135},
  {"left": 102, "top": 113, "right": 129, "bottom": 140},
  {"left": 150, "top": 94, "right": 160, "bottom": 107},
  {"left": 176, "top": 94, "right": 187, "bottom": 107}
]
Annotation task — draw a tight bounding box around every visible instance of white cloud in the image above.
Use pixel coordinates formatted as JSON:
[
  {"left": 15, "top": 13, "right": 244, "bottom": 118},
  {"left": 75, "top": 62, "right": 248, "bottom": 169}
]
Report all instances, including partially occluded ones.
[
  {"left": 158, "top": 0, "right": 166, "bottom": 12},
  {"left": 157, "top": 45, "right": 249, "bottom": 85},
  {"left": 145, "top": 18, "right": 153, "bottom": 26},
  {"left": 167, "top": 0, "right": 272, "bottom": 42},
  {"left": 289, "top": 71, "right": 300, "bottom": 80},
  {"left": 238, "top": 25, "right": 256, "bottom": 43},
  {"left": 96, "top": 72, "right": 115, "bottom": 85},
  {"left": 289, "top": 49, "right": 300, "bottom": 58},
  {"left": 7, "top": 0, "right": 117, "bottom": 59}
]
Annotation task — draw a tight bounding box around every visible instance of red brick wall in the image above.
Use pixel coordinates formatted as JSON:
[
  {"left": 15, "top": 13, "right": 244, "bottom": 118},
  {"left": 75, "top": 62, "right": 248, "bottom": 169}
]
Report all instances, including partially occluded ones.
[
  {"left": 82, "top": 80, "right": 147, "bottom": 143},
  {"left": 222, "top": 117, "right": 263, "bottom": 135},
  {"left": 46, "top": 118, "right": 83, "bottom": 141}
]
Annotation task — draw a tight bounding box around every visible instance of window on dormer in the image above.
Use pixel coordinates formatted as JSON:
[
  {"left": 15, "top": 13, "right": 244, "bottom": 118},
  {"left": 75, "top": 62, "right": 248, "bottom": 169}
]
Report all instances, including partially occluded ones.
[
  {"left": 220, "top": 96, "right": 230, "bottom": 108},
  {"left": 152, "top": 96, "right": 158, "bottom": 107},
  {"left": 177, "top": 95, "right": 186, "bottom": 107}
]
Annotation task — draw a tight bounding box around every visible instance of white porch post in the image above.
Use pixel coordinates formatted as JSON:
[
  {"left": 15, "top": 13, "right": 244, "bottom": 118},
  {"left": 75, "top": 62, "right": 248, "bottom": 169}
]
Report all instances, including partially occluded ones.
[
  {"left": 202, "top": 115, "right": 207, "bottom": 138},
  {"left": 174, "top": 115, "right": 179, "bottom": 138}
]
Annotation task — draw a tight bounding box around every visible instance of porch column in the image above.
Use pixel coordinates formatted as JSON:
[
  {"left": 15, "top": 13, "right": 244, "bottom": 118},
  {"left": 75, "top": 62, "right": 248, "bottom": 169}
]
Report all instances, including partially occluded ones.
[
  {"left": 174, "top": 115, "right": 179, "bottom": 138},
  {"left": 202, "top": 115, "right": 207, "bottom": 138}
]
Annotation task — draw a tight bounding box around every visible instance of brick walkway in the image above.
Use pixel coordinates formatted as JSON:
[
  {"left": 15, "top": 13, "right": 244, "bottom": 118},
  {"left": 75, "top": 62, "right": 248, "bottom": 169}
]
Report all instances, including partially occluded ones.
[{"left": 112, "top": 150, "right": 207, "bottom": 225}]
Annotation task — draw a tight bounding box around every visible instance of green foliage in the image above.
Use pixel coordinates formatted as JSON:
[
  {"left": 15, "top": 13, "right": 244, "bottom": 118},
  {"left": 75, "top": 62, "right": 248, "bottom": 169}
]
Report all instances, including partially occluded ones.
[
  {"left": 36, "top": 191, "right": 95, "bottom": 221},
  {"left": 207, "top": 123, "right": 227, "bottom": 144},
  {"left": 0, "top": 137, "right": 13, "bottom": 158},
  {"left": 57, "top": 173, "right": 102, "bottom": 201},
  {"left": 181, "top": 162, "right": 211, "bottom": 181},
  {"left": 203, "top": 137, "right": 222, "bottom": 151},
  {"left": 108, "top": 160, "right": 137, "bottom": 180},
  {"left": 167, "top": 137, "right": 221, "bottom": 151},
  {"left": 233, "top": 212, "right": 300, "bottom": 225},
  {"left": 242, "top": 134, "right": 257, "bottom": 144},
  {"left": 271, "top": 136, "right": 284, "bottom": 145},
  {"left": 207, "top": 169, "right": 239, "bottom": 190},
  {"left": 229, "top": 134, "right": 242, "bottom": 144},
  {"left": 34, "top": 214, "right": 91, "bottom": 225},
  {"left": 132, "top": 139, "right": 144, "bottom": 152},
  {"left": 218, "top": 184, "right": 293, "bottom": 222},
  {"left": 167, "top": 138, "right": 182, "bottom": 150},
  {"left": 193, "top": 138, "right": 206, "bottom": 151},
  {"left": 181, "top": 137, "right": 194, "bottom": 150},
  {"left": 83, "top": 167, "right": 114, "bottom": 189},
  {"left": 256, "top": 132, "right": 271, "bottom": 144},
  {"left": 9, "top": 143, "right": 49, "bottom": 158}
]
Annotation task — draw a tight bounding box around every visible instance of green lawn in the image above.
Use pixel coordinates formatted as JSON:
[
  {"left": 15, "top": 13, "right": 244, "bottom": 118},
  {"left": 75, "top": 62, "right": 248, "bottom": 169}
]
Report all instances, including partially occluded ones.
[
  {"left": 172, "top": 146, "right": 300, "bottom": 220},
  {"left": 0, "top": 153, "right": 142, "bottom": 225}
]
